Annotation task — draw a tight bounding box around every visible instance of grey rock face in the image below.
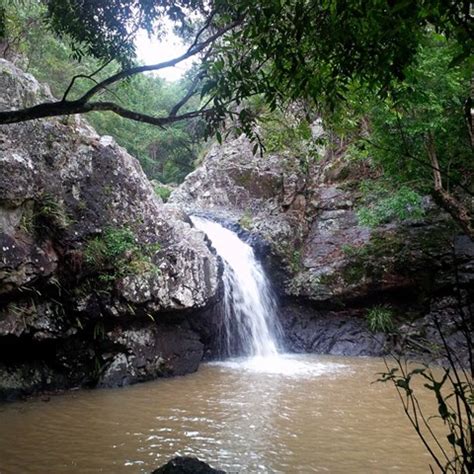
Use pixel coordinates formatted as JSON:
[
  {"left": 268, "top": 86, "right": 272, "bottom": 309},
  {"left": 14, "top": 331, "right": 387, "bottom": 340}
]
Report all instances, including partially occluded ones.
[
  {"left": 280, "top": 302, "right": 387, "bottom": 356},
  {"left": 0, "top": 59, "right": 220, "bottom": 399},
  {"left": 171, "top": 132, "right": 467, "bottom": 302},
  {"left": 170, "top": 135, "right": 309, "bottom": 272}
]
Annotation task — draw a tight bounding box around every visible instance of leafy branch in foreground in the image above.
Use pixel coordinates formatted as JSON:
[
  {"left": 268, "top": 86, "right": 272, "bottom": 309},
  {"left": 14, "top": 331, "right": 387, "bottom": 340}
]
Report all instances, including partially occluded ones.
[
  {"left": 377, "top": 249, "right": 473, "bottom": 473},
  {"left": 378, "top": 357, "right": 473, "bottom": 473}
]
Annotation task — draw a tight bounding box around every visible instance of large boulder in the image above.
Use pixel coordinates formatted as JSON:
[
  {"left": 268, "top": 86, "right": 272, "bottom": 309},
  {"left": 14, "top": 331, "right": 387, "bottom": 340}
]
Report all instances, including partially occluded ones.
[{"left": 0, "top": 59, "right": 220, "bottom": 399}]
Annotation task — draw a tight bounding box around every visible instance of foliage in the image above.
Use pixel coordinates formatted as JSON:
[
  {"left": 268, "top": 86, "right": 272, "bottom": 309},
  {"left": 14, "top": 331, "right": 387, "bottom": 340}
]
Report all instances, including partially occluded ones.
[
  {"left": 364, "top": 35, "right": 473, "bottom": 193},
  {"left": 260, "top": 107, "right": 312, "bottom": 152},
  {"left": 84, "top": 227, "right": 137, "bottom": 266},
  {"left": 378, "top": 356, "right": 473, "bottom": 473},
  {"left": 1, "top": 0, "right": 472, "bottom": 154},
  {"left": 366, "top": 305, "right": 394, "bottom": 333},
  {"left": 45, "top": 0, "right": 203, "bottom": 67},
  {"left": 357, "top": 182, "right": 425, "bottom": 227},
  {"left": 153, "top": 184, "right": 172, "bottom": 202},
  {"left": 84, "top": 227, "right": 160, "bottom": 283},
  {"left": 328, "top": 33, "right": 472, "bottom": 194},
  {"left": 197, "top": 0, "right": 472, "bottom": 142},
  {"left": 325, "top": 32, "right": 473, "bottom": 236}
]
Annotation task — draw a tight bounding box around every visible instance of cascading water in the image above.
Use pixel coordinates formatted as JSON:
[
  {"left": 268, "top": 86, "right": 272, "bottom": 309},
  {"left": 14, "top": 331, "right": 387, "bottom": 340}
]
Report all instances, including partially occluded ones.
[{"left": 191, "top": 216, "right": 282, "bottom": 358}]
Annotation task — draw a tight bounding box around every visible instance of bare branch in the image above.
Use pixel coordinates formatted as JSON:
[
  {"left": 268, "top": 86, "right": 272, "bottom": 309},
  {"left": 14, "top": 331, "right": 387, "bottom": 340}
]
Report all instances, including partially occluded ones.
[
  {"left": 78, "top": 19, "right": 242, "bottom": 104},
  {"left": 186, "top": 10, "right": 217, "bottom": 53},
  {"left": 169, "top": 73, "right": 203, "bottom": 117},
  {"left": 61, "top": 58, "right": 114, "bottom": 102},
  {"left": 0, "top": 99, "right": 212, "bottom": 127}
]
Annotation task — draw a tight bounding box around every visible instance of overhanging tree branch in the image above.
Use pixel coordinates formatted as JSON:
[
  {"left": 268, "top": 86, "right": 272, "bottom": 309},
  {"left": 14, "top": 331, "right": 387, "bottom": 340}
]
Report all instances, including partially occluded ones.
[
  {"left": 169, "top": 72, "right": 203, "bottom": 117},
  {"left": 78, "top": 18, "right": 241, "bottom": 104},
  {"left": 0, "top": 99, "right": 213, "bottom": 127},
  {"left": 61, "top": 58, "right": 114, "bottom": 101},
  {"left": 0, "top": 17, "right": 242, "bottom": 126}
]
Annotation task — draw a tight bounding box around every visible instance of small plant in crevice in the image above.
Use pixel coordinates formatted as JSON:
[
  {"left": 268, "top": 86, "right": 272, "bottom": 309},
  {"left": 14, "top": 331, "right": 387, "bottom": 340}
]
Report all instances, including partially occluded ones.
[
  {"left": 153, "top": 184, "right": 172, "bottom": 202},
  {"left": 18, "top": 204, "right": 35, "bottom": 235},
  {"left": 84, "top": 226, "right": 161, "bottom": 285},
  {"left": 238, "top": 211, "right": 253, "bottom": 231},
  {"left": 289, "top": 249, "right": 302, "bottom": 273},
  {"left": 33, "top": 192, "right": 70, "bottom": 240},
  {"left": 366, "top": 305, "right": 394, "bottom": 333},
  {"left": 92, "top": 321, "right": 105, "bottom": 340}
]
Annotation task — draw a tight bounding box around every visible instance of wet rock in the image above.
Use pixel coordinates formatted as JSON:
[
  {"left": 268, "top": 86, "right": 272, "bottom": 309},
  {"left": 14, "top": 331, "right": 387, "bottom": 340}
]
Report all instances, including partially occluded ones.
[
  {"left": 172, "top": 120, "right": 473, "bottom": 364},
  {"left": 0, "top": 363, "right": 56, "bottom": 401},
  {"left": 98, "top": 321, "right": 204, "bottom": 388},
  {"left": 152, "top": 456, "right": 226, "bottom": 474},
  {"left": 171, "top": 133, "right": 466, "bottom": 307},
  {"left": 280, "top": 302, "right": 387, "bottom": 356}
]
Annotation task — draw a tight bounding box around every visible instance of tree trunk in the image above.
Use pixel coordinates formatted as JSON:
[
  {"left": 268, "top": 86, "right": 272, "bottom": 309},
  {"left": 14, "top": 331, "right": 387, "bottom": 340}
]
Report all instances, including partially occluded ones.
[
  {"left": 426, "top": 132, "right": 473, "bottom": 239},
  {"left": 431, "top": 189, "right": 474, "bottom": 240}
]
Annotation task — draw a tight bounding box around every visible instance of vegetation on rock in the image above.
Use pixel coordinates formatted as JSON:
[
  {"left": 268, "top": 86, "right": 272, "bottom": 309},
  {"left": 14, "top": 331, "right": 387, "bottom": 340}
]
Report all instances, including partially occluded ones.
[
  {"left": 366, "top": 305, "right": 394, "bottom": 333},
  {"left": 84, "top": 227, "right": 161, "bottom": 284}
]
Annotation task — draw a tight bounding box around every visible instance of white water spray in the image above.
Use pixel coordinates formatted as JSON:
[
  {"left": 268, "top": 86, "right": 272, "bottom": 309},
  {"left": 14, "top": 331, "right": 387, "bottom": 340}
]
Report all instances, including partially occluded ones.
[{"left": 191, "top": 216, "right": 282, "bottom": 357}]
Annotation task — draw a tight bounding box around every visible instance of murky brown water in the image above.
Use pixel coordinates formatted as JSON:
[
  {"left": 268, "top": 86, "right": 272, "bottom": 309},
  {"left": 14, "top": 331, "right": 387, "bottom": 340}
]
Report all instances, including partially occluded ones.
[{"left": 0, "top": 354, "right": 445, "bottom": 473}]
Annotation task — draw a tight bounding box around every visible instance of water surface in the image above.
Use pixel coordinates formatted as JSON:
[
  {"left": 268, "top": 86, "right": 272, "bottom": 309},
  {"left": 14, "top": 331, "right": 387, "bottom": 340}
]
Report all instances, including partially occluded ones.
[{"left": 0, "top": 354, "right": 444, "bottom": 473}]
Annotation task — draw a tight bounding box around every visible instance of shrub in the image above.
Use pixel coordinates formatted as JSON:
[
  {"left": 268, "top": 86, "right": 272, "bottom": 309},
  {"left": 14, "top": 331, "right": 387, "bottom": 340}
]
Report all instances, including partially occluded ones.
[
  {"left": 84, "top": 227, "right": 137, "bottom": 267},
  {"left": 154, "top": 184, "right": 172, "bottom": 202},
  {"left": 357, "top": 184, "right": 425, "bottom": 227},
  {"left": 84, "top": 226, "right": 160, "bottom": 283}
]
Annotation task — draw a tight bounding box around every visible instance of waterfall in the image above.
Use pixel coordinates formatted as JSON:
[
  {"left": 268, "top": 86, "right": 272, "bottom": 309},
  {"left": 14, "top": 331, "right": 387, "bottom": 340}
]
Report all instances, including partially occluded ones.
[{"left": 191, "top": 216, "right": 282, "bottom": 358}]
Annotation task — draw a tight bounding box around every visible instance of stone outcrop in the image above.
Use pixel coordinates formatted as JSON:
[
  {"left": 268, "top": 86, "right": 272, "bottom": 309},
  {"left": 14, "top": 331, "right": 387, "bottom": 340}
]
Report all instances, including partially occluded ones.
[
  {"left": 0, "top": 59, "right": 220, "bottom": 400},
  {"left": 171, "top": 131, "right": 473, "bottom": 363},
  {"left": 152, "top": 456, "right": 226, "bottom": 474}
]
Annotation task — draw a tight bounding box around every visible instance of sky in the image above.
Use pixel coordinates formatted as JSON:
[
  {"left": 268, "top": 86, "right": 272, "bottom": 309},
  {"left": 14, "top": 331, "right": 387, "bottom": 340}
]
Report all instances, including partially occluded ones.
[{"left": 135, "top": 29, "right": 193, "bottom": 82}]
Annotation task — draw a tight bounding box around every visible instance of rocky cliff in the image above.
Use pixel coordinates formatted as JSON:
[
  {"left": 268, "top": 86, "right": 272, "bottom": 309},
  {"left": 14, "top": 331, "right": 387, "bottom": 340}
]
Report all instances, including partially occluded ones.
[
  {"left": 171, "top": 132, "right": 473, "bottom": 363},
  {"left": 0, "top": 60, "right": 220, "bottom": 400}
]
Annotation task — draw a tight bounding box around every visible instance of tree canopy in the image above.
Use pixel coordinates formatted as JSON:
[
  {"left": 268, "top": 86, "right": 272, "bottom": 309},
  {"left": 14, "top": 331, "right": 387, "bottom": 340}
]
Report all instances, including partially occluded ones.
[
  {"left": 0, "top": 0, "right": 472, "bottom": 232},
  {"left": 0, "top": 0, "right": 472, "bottom": 134}
]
